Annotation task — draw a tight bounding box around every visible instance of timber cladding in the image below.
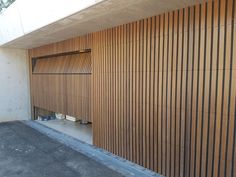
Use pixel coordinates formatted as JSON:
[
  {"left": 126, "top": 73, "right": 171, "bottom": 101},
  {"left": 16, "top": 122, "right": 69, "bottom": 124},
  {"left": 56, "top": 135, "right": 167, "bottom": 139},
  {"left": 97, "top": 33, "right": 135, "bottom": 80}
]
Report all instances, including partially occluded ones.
[
  {"left": 31, "top": 52, "right": 92, "bottom": 122},
  {"left": 29, "top": 0, "right": 236, "bottom": 176}
]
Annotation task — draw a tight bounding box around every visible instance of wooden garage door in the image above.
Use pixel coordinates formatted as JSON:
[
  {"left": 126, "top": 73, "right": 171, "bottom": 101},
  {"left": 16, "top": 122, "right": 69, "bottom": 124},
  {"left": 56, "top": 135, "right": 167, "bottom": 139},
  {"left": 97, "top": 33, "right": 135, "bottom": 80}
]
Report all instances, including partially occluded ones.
[{"left": 32, "top": 52, "right": 92, "bottom": 122}]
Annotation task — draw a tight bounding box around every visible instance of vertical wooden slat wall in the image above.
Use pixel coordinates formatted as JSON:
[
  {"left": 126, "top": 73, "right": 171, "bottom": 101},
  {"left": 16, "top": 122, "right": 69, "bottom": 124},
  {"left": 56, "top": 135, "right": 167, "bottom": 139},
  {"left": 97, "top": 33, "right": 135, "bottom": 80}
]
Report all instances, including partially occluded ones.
[
  {"left": 92, "top": 0, "right": 236, "bottom": 176},
  {"left": 29, "top": 35, "right": 93, "bottom": 122},
  {"left": 31, "top": 74, "right": 91, "bottom": 122},
  {"left": 29, "top": 0, "right": 236, "bottom": 176},
  {"left": 31, "top": 52, "right": 92, "bottom": 122}
]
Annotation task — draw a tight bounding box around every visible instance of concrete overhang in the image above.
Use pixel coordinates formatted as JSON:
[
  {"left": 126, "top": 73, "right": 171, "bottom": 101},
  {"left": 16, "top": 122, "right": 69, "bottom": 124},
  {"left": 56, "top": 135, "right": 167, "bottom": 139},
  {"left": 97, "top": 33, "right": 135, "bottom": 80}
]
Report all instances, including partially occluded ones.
[{"left": 1, "top": 0, "right": 203, "bottom": 49}]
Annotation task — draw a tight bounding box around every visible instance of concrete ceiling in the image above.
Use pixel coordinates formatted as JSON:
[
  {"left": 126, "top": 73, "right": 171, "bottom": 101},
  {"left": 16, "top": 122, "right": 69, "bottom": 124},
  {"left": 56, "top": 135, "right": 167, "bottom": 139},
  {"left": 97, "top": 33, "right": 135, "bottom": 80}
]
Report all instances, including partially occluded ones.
[{"left": 4, "top": 0, "right": 202, "bottom": 49}]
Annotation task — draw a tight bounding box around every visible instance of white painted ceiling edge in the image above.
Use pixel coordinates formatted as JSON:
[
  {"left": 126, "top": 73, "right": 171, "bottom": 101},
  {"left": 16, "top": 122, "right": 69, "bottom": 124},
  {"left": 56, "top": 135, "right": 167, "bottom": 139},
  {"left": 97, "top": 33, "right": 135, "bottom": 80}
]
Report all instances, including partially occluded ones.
[
  {"left": 0, "top": 0, "right": 203, "bottom": 49},
  {"left": 0, "top": 0, "right": 104, "bottom": 46}
]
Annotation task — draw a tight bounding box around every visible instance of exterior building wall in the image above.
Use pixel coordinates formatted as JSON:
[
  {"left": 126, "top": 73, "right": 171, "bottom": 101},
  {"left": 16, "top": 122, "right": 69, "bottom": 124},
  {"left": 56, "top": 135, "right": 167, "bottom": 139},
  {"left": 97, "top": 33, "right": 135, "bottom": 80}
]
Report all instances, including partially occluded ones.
[{"left": 29, "top": 0, "right": 236, "bottom": 176}]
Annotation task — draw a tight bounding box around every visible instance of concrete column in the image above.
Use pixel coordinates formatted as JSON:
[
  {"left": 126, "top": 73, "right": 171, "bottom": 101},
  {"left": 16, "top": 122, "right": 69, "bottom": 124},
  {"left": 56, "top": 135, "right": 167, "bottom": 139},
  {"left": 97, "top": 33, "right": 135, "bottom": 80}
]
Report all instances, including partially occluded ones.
[{"left": 0, "top": 47, "right": 30, "bottom": 122}]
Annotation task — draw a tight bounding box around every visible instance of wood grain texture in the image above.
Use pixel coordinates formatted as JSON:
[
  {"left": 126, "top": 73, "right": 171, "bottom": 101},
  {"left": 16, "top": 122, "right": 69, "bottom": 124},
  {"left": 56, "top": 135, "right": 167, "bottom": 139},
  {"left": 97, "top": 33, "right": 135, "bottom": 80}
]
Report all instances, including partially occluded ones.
[
  {"left": 31, "top": 52, "right": 92, "bottom": 122},
  {"left": 33, "top": 52, "right": 91, "bottom": 74},
  {"left": 29, "top": 0, "right": 236, "bottom": 176}
]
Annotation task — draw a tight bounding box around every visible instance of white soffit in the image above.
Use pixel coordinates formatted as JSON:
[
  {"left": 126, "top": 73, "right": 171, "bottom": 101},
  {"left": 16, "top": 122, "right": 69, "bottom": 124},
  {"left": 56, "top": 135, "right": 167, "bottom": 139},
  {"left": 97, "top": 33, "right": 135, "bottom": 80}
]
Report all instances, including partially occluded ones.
[
  {"left": 0, "top": 0, "right": 104, "bottom": 46},
  {"left": 2, "top": 0, "right": 203, "bottom": 49}
]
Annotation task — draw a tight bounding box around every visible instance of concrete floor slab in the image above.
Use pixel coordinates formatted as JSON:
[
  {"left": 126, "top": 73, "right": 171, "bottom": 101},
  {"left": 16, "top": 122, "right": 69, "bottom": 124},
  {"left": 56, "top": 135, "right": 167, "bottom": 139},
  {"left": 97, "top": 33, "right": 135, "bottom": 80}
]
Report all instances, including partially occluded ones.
[{"left": 36, "top": 119, "right": 92, "bottom": 145}]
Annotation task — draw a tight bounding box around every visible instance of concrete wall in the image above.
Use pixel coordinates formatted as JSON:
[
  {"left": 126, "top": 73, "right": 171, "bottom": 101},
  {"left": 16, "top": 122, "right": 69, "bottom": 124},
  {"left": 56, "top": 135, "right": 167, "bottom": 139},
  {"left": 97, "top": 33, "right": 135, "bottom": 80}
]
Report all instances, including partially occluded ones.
[{"left": 0, "top": 47, "right": 30, "bottom": 122}]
